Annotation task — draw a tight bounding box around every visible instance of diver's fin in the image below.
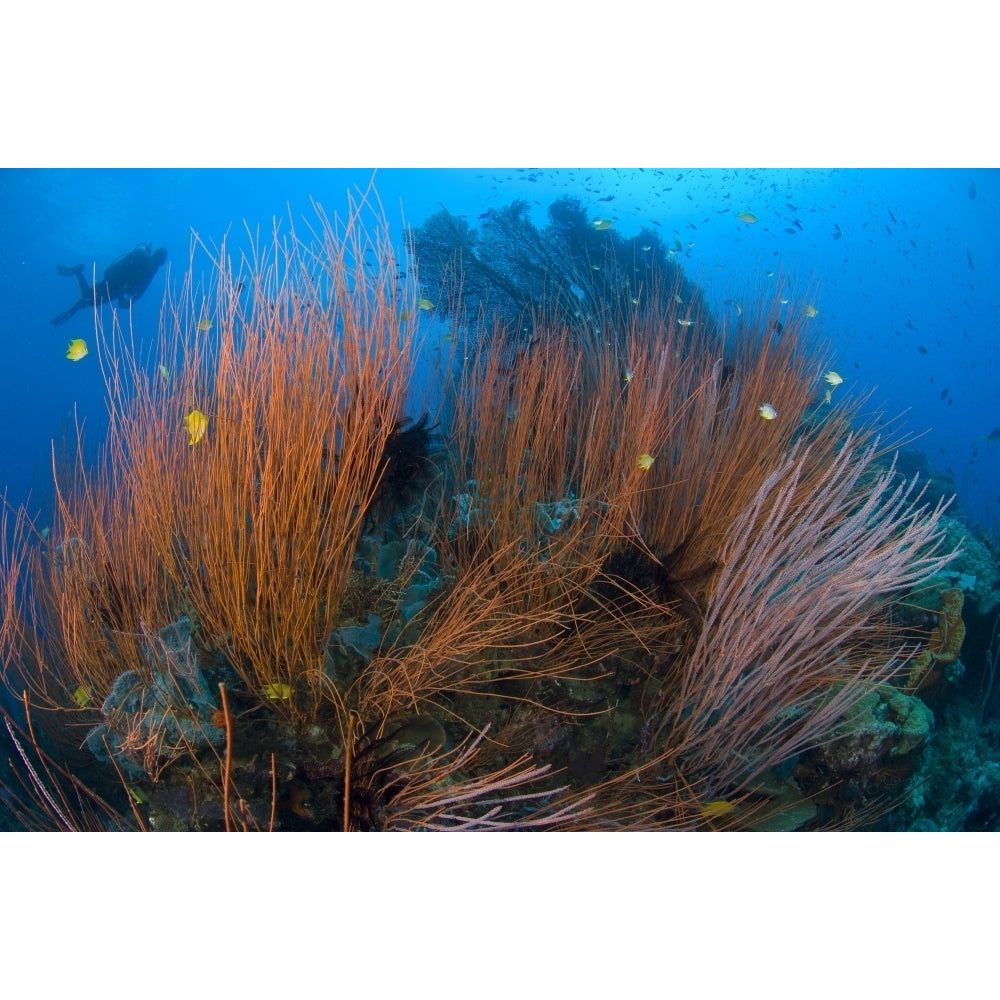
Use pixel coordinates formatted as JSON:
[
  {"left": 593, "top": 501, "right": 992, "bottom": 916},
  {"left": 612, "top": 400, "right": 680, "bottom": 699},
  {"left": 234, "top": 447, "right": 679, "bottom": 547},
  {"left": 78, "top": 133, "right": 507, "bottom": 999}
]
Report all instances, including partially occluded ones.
[
  {"left": 56, "top": 264, "right": 84, "bottom": 277},
  {"left": 51, "top": 301, "right": 85, "bottom": 326}
]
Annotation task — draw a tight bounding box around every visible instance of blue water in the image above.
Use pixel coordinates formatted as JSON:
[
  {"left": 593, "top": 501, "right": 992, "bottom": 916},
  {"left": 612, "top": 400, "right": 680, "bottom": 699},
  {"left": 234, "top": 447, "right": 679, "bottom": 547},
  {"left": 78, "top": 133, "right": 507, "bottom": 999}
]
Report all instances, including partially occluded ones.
[{"left": 1, "top": 167, "right": 997, "bottom": 537}]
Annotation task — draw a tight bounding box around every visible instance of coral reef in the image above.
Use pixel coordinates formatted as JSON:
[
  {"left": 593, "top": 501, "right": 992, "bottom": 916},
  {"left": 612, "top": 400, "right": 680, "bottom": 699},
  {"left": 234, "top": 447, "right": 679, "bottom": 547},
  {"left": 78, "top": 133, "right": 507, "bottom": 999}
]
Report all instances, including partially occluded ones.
[
  {"left": 85, "top": 618, "right": 223, "bottom": 779},
  {"left": 0, "top": 196, "right": 962, "bottom": 832},
  {"left": 906, "top": 588, "right": 966, "bottom": 691},
  {"left": 936, "top": 514, "right": 1000, "bottom": 616}
]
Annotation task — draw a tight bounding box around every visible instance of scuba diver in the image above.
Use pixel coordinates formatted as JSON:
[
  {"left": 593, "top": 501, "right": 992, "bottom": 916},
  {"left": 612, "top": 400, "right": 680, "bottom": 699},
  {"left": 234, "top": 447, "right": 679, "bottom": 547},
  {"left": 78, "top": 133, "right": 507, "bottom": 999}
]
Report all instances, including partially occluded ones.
[{"left": 51, "top": 243, "right": 167, "bottom": 326}]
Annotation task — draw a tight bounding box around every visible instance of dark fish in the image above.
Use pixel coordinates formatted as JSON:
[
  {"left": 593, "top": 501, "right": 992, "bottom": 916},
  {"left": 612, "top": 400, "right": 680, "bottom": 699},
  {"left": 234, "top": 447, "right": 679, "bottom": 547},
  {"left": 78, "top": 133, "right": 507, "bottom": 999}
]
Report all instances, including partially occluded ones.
[
  {"left": 784, "top": 227, "right": 797, "bottom": 235},
  {"left": 986, "top": 427, "right": 1000, "bottom": 443},
  {"left": 786, "top": 203, "right": 799, "bottom": 211},
  {"left": 918, "top": 345, "right": 929, "bottom": 355},
  {"left": 771, "top": 320, "right": 784, "bottom": 334},
  {"left": 598, "top": 195, "right": 615, "bottom": 202},
  {"left": 940, "top": 388, "right": 949, "bottom": 399},
  {"left": 966, "top": 245, "right": 975, "bottom": 270},
  {"left": 888, "top": 208, "right": 898, "bottom": 224},
  {"left": 969, "top": 181, "right": 977, "bottom": 200},
  {"left": 793, "top": 219, "right": 803, "bottom": 231}
]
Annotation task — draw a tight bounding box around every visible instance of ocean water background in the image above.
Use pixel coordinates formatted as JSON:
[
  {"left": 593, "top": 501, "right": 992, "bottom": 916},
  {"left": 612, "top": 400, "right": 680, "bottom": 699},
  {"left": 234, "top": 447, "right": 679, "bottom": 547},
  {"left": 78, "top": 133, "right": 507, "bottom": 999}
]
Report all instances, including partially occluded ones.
[{"left": 1, "top": 167, "right": 997, "bottom": 543}]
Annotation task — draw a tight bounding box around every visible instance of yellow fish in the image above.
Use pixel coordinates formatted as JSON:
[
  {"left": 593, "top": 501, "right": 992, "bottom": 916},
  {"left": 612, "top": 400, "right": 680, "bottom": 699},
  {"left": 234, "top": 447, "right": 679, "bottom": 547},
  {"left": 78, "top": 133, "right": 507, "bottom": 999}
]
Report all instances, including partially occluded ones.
[
  {"left": 592, "top": 218, "right": 613, "bottom": 231},
  {"left": 184, "top": 408, "right": 208, "bottom": 445},
  {"left": 701, "top": 799, "right": 736, "bottom": 819},
  {"left": 262, "top": 682, "right": 293, "bottom": 700},
  {"left": 417, "top": 297, "right": 434, "bottom": 311},
  {"left": 758, "top": 403, "right": 778, "bottom": 420},
  {"left": 66, "top": 338, "right": 88, "bottom": 361},
  {"left": 126, "top": 784, "right": 147, "bottom": 805},
  {"left": 637, "top": 453, "right": 655, "bottom": 471},
  {"left": 71, "top": 685, "right": 91, "bottom": 708},
  {"left": 736, "top": 211, "right": 758, "bottom": 224},
  {"left": 158, "top": 363, "right": 170, "bottom": 382},
  {"left": 823, "top": 370, "right": 843, "bottom": 387},
  {"left": 805, "top": 304, "right": 819, "bottom": 318},
  {"left": 196, "top": 318, "right": 212, "bottom": 332},
  {"left": 623, "top": 369, "right": 635, "bottom": 384}
]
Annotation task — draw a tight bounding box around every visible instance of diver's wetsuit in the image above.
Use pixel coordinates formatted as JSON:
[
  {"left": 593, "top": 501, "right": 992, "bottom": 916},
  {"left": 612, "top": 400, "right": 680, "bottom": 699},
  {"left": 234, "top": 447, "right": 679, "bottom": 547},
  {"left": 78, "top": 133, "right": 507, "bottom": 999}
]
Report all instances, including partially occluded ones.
[{"left": 51, "top": 243, "right": 167, "bottom": 326}]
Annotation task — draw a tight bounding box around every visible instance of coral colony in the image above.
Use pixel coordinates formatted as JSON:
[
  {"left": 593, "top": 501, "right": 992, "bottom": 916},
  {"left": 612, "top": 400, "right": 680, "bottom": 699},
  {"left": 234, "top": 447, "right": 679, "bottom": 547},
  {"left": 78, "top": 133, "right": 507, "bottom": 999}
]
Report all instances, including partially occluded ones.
[{"left": 3, "top": 193, "right": 986, "bottom": 832}]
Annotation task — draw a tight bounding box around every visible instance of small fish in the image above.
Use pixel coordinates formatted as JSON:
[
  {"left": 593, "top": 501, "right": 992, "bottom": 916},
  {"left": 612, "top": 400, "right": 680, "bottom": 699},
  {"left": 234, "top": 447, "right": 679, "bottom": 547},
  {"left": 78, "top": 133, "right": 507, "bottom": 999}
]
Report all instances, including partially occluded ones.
[
  {"left": 805, "top": 304, "right": 819, "bottom": 318},
  {"left": 592, "top": 218, "right": 613, "bottom": 231},
  {"left": 823, "top": 370, "right": 843, "bottom": 387},
  {"left": 758, "top": 403, "right": 778, "bottom": 420},
  {"left": 771, "top": 320, "right": 785, "bottom": 334},
  {"left": 158, "top": 363, "right": 170, "bottom": 382},
  {"left": 966, "top": 245, "right": 975, "bottom": 270},
  {"left": 66, "top": 338, "right": 88, "bottom": 361},
  {"left": 724, "top": 299, "right": 743, "bottom": 316},
  {"left": 184, "top": 408, "right": 208, "bottom": 446},
  {"left": 736, "top": 211, "right": 758, "bottom": 224},
  {"left": 398, "top": 310, "right": 411, "bottom": 322},
  {"left": 71, "top": 685, "right": 91, "bottom": 708},
  {"left": 196, "top": 318, "right": 212, "bottom": 332},
  {"left": 701, "top": 799, "right": 736, "bottom": 819},
  {"left": 417, "top": 297, "right": 434, "bottom": 311},
  {"left": 918, "top": 345, "right": 929, "bottom": 355},
  {"left": 640, "top": 244, "right": 652, "bottom": 252},
  {"left": 637, "top": 453, "right": 655, "bottom": 471},
  {"left": 262, "top": 681, "right": 293, "bottom": 700},
  {"left": 823, "top": 388, "right": 833, "bottom": 405},
  {"left": 623, "top": 369, "right": 635, "bottom": 384},
  {"left": 677, "top": 318, "right": 694, "bottom": 327},
  {"left": 969, "top": 181, "right": 977, "bottom": 200},
  {"left": 40, "top": 526, "right": 50, "bottom": 540},
  {"left": 832, "top": 224, "right": 843, "bottom": 240},
  {"left": 778, "top": 296, "right": 789, "bottom": 305},
  {"left": 984, "top": 427, "right": 1000, "bottom": 443}
]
